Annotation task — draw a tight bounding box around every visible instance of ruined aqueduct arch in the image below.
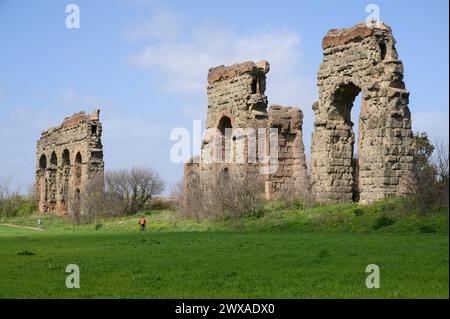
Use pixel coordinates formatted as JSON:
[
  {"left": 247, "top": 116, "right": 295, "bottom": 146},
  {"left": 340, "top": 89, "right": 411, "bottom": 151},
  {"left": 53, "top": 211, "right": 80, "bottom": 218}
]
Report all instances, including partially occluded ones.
[
  {"left": 36, "top": 111, "right": 104, "bottom": 214},
  {"left": 310, "top": 23, "right": 415, "bottom": 204}
]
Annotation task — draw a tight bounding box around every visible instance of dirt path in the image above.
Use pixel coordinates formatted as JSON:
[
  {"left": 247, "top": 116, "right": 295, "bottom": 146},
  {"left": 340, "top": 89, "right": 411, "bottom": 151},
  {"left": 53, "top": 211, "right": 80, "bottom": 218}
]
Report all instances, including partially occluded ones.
[{"left": 0, "top": 223, "right": 44, "bottom": 231}]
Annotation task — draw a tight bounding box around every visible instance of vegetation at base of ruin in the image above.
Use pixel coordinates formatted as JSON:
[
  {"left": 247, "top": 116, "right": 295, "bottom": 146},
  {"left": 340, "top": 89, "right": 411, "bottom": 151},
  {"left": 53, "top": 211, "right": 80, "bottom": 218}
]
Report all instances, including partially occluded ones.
[
  {"left": 0, "top": 178, "right": 38, "bottom": 218},
  {"left": 0, "top": 135, "right": 448, "bottom": 298},
  {"left": 0, "top": 226, "right": 447, "bottom": 298},
  {"left": 1, "top": 196, "right": 448, "bottom": 234},
  {"left": 175, "top": 169, "right": 264, "bottom": 224},
  {"left": 412, "top": 133, "right": 449, "bottom": 213},
  {"left": 64, "top": 166, "right": 166, "bottom": 223}
]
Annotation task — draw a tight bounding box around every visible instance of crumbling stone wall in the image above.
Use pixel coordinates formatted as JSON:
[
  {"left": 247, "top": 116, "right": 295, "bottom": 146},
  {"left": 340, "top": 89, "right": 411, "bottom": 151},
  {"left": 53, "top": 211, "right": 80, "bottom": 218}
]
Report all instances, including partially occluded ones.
[
  {"left": 184, "top": 60, "right": 309, "bottom": 201},
  {"left": 36, "top": 110, "right": 104, "bottom": 214},
  {"left": 311, "top": 23, "right": 415, "bottom": 204}
]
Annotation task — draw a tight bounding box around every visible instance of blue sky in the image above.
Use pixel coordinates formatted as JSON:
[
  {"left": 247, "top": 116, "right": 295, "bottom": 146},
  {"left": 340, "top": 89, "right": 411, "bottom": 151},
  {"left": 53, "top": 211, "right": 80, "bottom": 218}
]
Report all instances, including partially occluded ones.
[{"left": 0, "top": 0, "right": 448, "bottom": 193}]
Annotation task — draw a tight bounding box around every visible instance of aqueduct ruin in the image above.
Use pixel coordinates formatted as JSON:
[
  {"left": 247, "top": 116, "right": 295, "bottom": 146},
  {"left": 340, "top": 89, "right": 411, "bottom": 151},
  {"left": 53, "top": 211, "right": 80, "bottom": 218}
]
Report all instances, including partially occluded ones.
[
  {"left": 36, "top": 23, "right": 415, "bottom": 215},
  {"left": 36, "top": 110, "right": 104, "bottom": 214},
  {"left": 310, "top": 23, "right": 415, "bottom": 204},
  {"left": 183, "top": 22, "right": 415, "bottom": 204},
  {"left": 184, "top": 60, "right": 310, "bottom": 201}
]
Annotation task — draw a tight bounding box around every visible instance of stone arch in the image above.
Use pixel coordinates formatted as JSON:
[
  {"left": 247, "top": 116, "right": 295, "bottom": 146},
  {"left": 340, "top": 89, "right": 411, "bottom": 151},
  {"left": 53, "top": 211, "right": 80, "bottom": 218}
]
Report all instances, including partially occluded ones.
[
  {"left": 217, "top": 116, "right": 233, "bottom": 135},
  {"left": 39, "top": 154, "right": 47, "bottom": 170},
  {"left": 216, "top": 115, "right": 233, "bottom": 163},
  {"left": 50, "top": 152, "right": 58, "bottom": 167},
  {"left": 214, "top": 111, "right": 236, "bottom": 129},
  {"left": 47, "top": 151, "right": 58, "bottom": 211},
  {"left": 74, "top": 152, "right": 82, "bottom": 186},
  {"left": 311, "top": 23, "right": 414, "bottom": 204},
  {"left": 60, "top": 149, "right": 71, "bottom": 207},
  {"left": 37, "top": 154, "right": 48, "bottom": 212},
  {"left": 62, "top": 149, "right": 70, "bottom": 166}
]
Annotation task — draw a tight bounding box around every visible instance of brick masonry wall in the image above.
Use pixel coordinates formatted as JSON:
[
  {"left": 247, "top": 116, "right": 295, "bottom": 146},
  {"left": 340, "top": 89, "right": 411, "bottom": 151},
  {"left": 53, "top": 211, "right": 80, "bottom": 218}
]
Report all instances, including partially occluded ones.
[
  {"left": 35, "top": 110, "right": 104, "bottom": 214},
  {"left": 311, "top": 23, "right": 415, "bottom": 204}
]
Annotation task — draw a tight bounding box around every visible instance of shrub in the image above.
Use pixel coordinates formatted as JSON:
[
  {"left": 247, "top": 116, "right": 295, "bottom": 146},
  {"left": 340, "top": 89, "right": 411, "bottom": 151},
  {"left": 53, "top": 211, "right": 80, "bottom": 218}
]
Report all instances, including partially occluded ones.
[
  {"left": 68, "top": 166, "right": 166, "bottom": 223},
  {"left": 104, "top": 167, "right": 166, "bottom": 215},
  {"left": 373, "top": 216, "right": 396, "bottom": 230},
  {"left": 17, "top": 250, "right": 35, "bottom": 256},
  {"left": 318, "top": 248, "right": 330, "bottom": 258},
  {"left": 179, "top": 167, "right": 264, "bottom": 222},
  {"left": 411, "top": 133, "right": 449, "bottom": 214},
  {"left": 353, "top": 207, "right": 364, "bottom": 217},
  {"left": 146, "top": 197, "right": 175, "bottom": 211},
  {"left": 418, "top": 224, "right": 437, "bottom": 234}
]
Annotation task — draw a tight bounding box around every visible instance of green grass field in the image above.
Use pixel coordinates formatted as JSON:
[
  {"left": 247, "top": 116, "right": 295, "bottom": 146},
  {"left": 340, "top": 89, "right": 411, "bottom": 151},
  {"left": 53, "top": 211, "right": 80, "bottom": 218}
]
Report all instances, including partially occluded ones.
[{"left": 0, "top": 198, "right": 448, "bottom": 299}]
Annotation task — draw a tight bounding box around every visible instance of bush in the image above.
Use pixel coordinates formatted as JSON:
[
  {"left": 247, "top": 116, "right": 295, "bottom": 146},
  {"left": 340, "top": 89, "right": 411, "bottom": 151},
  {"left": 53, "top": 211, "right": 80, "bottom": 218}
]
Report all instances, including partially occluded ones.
[
  {"left": 318, "top": 248, "right": 330, "bottom": 258},
  {"left": 418, "top": 224, "right": 437, "bottom": 234},
  {"left": 353, "top": 207, "right": 364, "bottom": 217},
  {"left": 179, "top": 167, "right": 264, "bottom": 223},
  {"left": 68, "top": 167, "right": 166, "bottom": 223},
  {"left": 373, "top": 216, "right": 396, "bottom": 230},
  {"left": 146, "top": 197, "right": 175, "bottom": 211},
  {"left": 17, "top": 250, "right": 35, "bottom": 256},
  {"left": 105, "top": 167, "right": 166, "bottom": 215},
  {"left": 412, "top": 133, "right": 449, "bottom": 214}
]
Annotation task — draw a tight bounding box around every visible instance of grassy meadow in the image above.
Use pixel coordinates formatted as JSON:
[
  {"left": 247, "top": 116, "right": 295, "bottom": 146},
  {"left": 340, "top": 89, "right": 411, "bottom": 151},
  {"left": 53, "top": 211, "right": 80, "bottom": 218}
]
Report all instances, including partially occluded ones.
[{"left": 0, "top": 197, "right": 448, "bottom": 298}]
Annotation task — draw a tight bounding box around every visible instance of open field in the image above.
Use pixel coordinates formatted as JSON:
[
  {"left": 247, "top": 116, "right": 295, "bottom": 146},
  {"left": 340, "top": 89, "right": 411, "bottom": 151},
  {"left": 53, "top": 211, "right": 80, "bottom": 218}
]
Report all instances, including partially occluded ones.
[{"left": 0, "top": 199, "right": 448, "bottom": 298}]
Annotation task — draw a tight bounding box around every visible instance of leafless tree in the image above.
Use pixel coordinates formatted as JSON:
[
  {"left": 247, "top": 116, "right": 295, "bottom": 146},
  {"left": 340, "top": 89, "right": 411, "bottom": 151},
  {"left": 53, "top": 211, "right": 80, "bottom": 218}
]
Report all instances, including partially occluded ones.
[
  {"left": 0, "top": 177, "right": 21, "bottom": 217},
  {"left": 179, "top": 168, "right": 264, "bottom": 223},
  {"left": 432, "top": 139, "right": 449, "bottom": 183},
  {"left": 105, "top": 167, "right": 166, "bottom": 215},
  {"left": 432, "top": 139, "right": 449, "bottom": 207}
]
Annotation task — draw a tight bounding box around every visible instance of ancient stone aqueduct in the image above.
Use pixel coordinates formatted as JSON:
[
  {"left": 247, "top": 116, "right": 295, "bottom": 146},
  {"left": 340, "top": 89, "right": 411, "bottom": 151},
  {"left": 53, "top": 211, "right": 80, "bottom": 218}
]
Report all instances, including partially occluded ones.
[
  {"left": 36, "top": 23, "right": 415, "bottom": 214},
  {"left": 36, "top": 110, "right": 104, "bottom": 214}
]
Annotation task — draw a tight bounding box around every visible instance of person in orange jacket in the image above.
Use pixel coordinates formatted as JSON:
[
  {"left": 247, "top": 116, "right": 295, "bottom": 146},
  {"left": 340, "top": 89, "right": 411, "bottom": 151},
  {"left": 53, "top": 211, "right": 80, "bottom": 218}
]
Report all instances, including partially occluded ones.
[{"left": 139, "top": 216, "right": 146, "bottom": 232}]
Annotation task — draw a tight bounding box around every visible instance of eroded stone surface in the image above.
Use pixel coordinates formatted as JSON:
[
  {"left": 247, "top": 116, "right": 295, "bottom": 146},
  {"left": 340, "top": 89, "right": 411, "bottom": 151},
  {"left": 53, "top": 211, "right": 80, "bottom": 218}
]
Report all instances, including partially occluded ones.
[
  {"left": 36, "top": 110, "right": 104, "bottom": 214},
  {"left": 311, "top": 23, "right": 415, "bottom": 204},
  {"left": 184, "top": 60, "right": 309, "bottom": 201}
]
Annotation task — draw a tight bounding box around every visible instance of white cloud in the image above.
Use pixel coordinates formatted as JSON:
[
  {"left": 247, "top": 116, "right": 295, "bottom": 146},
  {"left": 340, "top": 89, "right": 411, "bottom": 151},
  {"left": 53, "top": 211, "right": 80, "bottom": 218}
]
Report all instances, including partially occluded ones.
[
  {"left": 128, "top": 16, "right": 318, "bottom": 155},
  {"left": 128, "top": 22, "right": 317, "bottom": 107}
]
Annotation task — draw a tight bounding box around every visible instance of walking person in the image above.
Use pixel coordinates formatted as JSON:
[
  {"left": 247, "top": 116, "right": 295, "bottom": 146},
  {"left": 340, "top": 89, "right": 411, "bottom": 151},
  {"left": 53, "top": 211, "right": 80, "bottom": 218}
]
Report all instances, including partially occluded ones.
[{"left": 139, "top": 216, "right": 146, "bottom": 232}]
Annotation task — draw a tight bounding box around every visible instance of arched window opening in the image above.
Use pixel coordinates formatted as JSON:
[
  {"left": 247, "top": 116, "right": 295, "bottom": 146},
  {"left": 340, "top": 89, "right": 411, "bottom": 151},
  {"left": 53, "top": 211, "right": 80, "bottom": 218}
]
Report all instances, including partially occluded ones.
[
  {"left": 217, "top": 116, "right": 233, "bottom": 162},
  {"left": 39, "top": 154, "right": 47, "bottom": 170},
  {"left": 251, "top": 76, "right": 261, "bottom": 94},
  {"left": 62, "top": 149, "right": 70, "bottom": 166},
  {"left": 50, "top": 152, "right": 57, "bottom": 167},
  {"left": 75, "top": 152, "right": 82, "bottom": 164},
  {"left": 74, "top": 152, "right": 82, "bottom": 181},
  {"left": 333, "top": 83, "right": 363, "bottom": 202},
  {"left": 334, "top": 83, "right": 361, "bottom": 126},
  {"left": 379, "top": 40, "right": 387, "bottom": 60}
]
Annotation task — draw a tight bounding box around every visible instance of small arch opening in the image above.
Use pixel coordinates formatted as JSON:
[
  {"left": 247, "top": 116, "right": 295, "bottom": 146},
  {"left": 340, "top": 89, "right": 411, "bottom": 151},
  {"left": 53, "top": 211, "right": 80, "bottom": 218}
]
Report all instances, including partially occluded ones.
[
  {"left": 75, "top": 152, "right": 82, "bottom": 164},
  {"left": 62, "top": 149, "right": 70, "bottom": 166},
  {"left": 50, "top": 152, "right": 57, "bottom": 167},
  {"left": 332, "top": 82, "right": 363, "bottom": 202},
  {"left": 379, "top": 41, "right": 387, "bottom": 60},
  {"left": 74, "top": 152, "right": 82, "bottom": 181},
  {"left": 217, "top": 116, "right": 233, "bottom": 163},
  {"left": 251, "top": 77, "right": 258, "bottom": 94},
  {"left": 39, "top": 154, "right": 47, "bottom": 170}
]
